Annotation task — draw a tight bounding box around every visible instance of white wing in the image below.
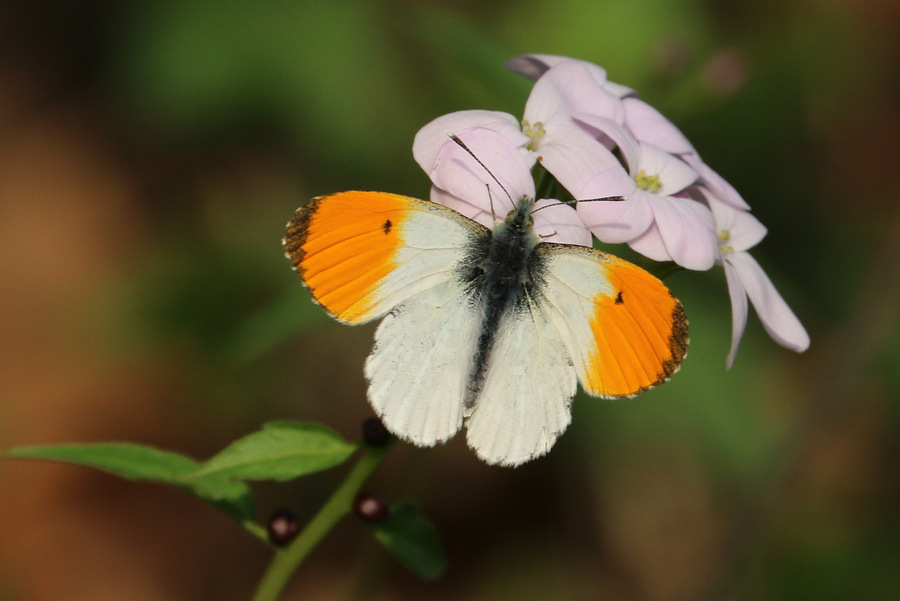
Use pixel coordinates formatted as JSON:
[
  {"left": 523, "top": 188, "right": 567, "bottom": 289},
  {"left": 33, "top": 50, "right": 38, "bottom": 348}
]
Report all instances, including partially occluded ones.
[
  {"left": 365, "top": 279, "right": 481, "bottom": 446},
  {"left": 464, "top": 290, "right": 578, "bottom": 466}
]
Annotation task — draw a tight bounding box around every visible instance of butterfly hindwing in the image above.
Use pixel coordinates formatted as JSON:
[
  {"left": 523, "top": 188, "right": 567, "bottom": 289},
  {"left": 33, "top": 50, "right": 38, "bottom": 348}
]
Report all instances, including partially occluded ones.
[
  {"left": 365, "top": 279, "right": 482, "bottom": 446},
  {"left": 464, "top": 291, "right": 577, "bottom": 466}
]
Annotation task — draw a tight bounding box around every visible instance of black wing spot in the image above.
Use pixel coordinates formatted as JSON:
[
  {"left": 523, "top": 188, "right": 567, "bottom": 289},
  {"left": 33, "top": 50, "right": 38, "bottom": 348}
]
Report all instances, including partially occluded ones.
[
  {"left": 382, "top": 219, "right": 392, "bottom": 235},
  {"left": 615, "top": 291, "right": 624, "bottom": 305}
]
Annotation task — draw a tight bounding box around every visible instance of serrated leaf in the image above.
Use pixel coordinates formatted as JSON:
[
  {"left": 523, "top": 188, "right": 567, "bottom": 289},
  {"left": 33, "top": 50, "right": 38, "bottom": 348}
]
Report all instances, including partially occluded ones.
[
  {"left": 192, "top": 421, "right": 358, "bottom": 482},
  {"left": 7, "top": 443, "right": 255, "bottom": 522},
  {"left": 368, "top": 501, "right": 446, "bottom": 580}
]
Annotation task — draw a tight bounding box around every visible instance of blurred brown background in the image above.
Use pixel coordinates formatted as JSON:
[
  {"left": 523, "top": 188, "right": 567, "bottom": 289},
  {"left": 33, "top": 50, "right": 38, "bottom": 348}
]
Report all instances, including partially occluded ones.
[{"left": 1, "top": 1, "right": 898, "bottom": 600}]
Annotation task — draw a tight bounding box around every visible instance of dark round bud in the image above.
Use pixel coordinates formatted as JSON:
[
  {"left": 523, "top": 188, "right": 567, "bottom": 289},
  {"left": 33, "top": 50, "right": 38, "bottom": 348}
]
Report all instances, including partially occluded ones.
[
  {"left": 353, "top": 492, "right": 389, "bottom": 523},
  {"left": 361, "top": 417, "right": 391, "bottom": 447},
  {"left": 267, "top": 509, "right": 300, "bottom": 546}
]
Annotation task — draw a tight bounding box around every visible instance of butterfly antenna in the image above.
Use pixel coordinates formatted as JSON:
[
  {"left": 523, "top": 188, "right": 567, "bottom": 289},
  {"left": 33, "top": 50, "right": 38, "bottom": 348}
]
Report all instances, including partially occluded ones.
[
  {"left": 484, "top": 183, "right": 498, "bottom": 225},
  {"left": 448, "top": 133, "right": 515, "bottom": 212},
  {"left": 530, "top": 195, "right": 628, "bottom": 215}
]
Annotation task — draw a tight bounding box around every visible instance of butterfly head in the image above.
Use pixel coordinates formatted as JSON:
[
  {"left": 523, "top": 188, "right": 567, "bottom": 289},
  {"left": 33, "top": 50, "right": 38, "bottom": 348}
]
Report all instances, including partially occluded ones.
[
  {"left": 489, "top": 196, "right": 540, "bottom": 254},
  {"left": 500, "top": 196, "right": 536, "bottom": 231}
]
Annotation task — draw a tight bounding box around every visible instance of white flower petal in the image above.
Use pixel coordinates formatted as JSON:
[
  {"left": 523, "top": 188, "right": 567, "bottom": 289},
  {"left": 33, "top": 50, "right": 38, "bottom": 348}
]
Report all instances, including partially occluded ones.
[
  {"left": 573, "top": 115, "right": 640, "bottom": 168},
  {"left": 413, "top": 110, "right": 528, "bottom": 175},
  {"left": 532, "top": 199, "right": 592, "bottom": 246},
  {"left": 648, "top": 195, "right": 717, "bottom": 270},
  {"left": 723, "top": 259, "right": 750, "bottom": 369},
  {"left": 727, "top": 252, "right": 810, "bottom": 353},
  {"left": 628, "top": 223, "right": 674, "bottom": 262},
  {"left": 523, "top": 61, "right": 624, "bottom": 124},
  {"left": 428, "top": 186, "right": 496, "bottom": 229},
  {"left": 577, "top": 174, "right": 652, "bottom": 244},
  {"left": 430, "top": 129, "right": 535, "bottom": 218},
  {"left": 602, "top": 79, "right": 637, "bottom": 99},
  {"left": 623, "top": 97, "right": 696, "bottom": 155},
  {"left": 537, "top": 121, "right": 625, "bottom": 197}
]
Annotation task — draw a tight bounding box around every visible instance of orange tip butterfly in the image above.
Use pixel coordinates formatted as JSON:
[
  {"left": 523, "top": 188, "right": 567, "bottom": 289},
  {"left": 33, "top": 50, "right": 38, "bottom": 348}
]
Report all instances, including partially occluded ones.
[{"left": 284, "top": 191, "right": 688, "bottom": 466}]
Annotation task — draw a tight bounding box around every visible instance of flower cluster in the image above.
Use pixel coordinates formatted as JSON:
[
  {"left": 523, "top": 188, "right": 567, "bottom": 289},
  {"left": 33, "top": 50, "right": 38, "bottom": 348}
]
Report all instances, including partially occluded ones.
[{"left": 413, "top": 54, "right": 809, "bottom": 367}]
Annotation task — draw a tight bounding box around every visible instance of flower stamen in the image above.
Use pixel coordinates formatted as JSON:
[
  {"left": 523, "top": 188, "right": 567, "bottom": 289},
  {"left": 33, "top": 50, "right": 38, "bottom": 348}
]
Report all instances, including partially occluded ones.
[
  {"left": 521, "top": 120, "right": 547, "bottom": 151},
  {"left": 634, "top": 169, "right": 663, "bottom": 193},
  {"left": 718, "top": 229, "right": 734, "bottom": 255}
]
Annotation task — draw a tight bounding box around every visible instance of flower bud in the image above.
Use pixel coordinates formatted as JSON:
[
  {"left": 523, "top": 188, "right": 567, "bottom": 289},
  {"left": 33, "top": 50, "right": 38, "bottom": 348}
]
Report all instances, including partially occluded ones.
[
  {"left": 267, "top": 509, "right": 300, "bottom": 546},
  {"left": 353, "top": 492, "right": 389, "bottom": 523}
]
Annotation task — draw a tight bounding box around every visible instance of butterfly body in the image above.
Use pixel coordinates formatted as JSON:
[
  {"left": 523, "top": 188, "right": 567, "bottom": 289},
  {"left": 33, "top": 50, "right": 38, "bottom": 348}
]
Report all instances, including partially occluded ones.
[
  {"left": 285, "top": 191, "right": 687, "bottom": 466},
  {"left": 461, "top": 197, "right": 542, "bottom": 411}
]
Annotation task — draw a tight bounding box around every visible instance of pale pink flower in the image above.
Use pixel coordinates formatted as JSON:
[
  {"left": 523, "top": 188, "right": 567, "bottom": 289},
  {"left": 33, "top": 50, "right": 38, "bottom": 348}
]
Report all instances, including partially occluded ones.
[
  {"left": 575, "top": 131, "right": 718, "bottom": 270},
  {"left": 519, "top": 61, "right": 630, "bottom": 197},
  {"left": 505, "top": 54, "right": 634, "bottom": 98},
  {"left": 414, "top": 62, "right": 632, "bottom": 208},
  {"left": 412, "top": 110, "right": 531, "bottom": 182},
  {"left": 415, "top": 126, "right": 592, "bottom": 246},
  {"left": 706, "top": 192, "right": 810, "bottom": 367},
  {"left": 507, "top": 53, "right": 694, "bottom": 154},
  {"left": 506, "top": 53, "right": 808, "bottom": 364},
  {"left": 620, "top": 96, "right": 696, "bottom": 155},
  {"left": 502, "top": 56, "right": 717, "bottom": 269}
]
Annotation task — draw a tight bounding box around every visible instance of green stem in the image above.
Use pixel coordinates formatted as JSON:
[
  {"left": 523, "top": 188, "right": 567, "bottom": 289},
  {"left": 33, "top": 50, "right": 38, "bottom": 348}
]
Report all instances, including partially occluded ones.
[
  {"left": 250, "top": 442, "right": 394, "bottom": 601},
  {"left": 242, "top": 520, "right": 271, "bottom": 545}
]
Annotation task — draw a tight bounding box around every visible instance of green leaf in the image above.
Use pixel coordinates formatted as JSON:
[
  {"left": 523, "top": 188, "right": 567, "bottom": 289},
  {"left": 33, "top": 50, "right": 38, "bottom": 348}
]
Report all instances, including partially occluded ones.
[
  {"left": 184, "top": 472, "right": 256, "bottom": 523},
  {"left": 8, "top": 442, "right": 196, "bottom": 482},
  {"left": 6, "top": 443, "right": 255, "bottom": 523},
  {"left": 368, "top": 501, "right": 446, "bottom": 580},
  {"left": 192, "top": 421, "right": 358, "bottom": 482}
]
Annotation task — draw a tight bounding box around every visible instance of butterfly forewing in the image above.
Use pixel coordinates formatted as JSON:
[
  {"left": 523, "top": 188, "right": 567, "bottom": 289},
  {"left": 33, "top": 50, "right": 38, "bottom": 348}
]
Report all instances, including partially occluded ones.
[
  {"left": 284, "top": 191, "right": 487, "bottom": 324},
  {"left": 536, "top": 244, "right": 688, "bottom": 398}
]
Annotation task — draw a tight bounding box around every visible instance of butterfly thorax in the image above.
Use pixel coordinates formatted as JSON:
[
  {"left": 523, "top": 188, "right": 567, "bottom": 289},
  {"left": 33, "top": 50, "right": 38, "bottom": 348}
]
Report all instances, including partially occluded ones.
[{"left": 463, "top": 198, "right": 542, "bottom": 411}]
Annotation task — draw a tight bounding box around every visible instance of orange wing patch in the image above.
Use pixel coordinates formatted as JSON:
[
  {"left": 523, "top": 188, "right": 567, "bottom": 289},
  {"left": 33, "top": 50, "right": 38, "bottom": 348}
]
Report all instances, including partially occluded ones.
[
  {"left": 284, "top": 191, "right": 411, "bottom": 323},
  {"left": 582, "top": 258, "right": 688, "bottom": 398}
]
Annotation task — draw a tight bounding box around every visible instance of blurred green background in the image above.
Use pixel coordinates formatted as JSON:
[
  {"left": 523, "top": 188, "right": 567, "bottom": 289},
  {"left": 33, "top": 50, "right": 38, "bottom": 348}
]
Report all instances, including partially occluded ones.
[{"left": 1, "top": 1, "right": 898, "bottom": 600}]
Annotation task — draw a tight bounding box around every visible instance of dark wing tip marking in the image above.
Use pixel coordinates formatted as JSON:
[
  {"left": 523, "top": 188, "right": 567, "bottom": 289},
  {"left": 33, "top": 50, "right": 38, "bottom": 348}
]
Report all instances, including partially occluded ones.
[
  {"left": 657, "top": 296, "right": 689, "bottom": 383},
  {"left": 283, "top": 196, "right": 326, "bottom": 276}
]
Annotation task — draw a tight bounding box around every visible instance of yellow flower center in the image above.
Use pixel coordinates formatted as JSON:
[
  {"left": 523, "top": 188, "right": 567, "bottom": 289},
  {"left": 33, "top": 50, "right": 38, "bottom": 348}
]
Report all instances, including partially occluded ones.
[
  {"left": 718, "top": 229, "right": 734, "bottom": 255},
  {"left": 635, "top": 169, "right": 663, "bottom": 193},
  {"left": 521, "top": 120, "right": 546, "bottom": 151}
]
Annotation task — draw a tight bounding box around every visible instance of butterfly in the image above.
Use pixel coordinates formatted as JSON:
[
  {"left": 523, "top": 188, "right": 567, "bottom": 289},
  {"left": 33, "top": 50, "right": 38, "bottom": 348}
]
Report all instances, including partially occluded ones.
[{"left": 284, "top": 190, "right": 688, "bottom": 466}]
